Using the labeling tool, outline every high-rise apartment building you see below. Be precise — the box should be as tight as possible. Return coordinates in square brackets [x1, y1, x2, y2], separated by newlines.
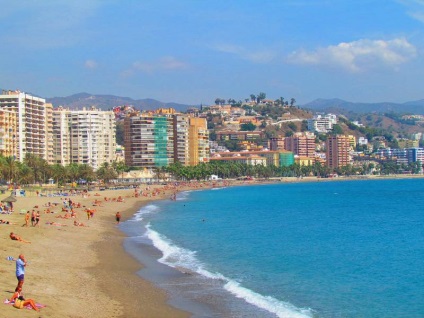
[0, 109, 17, 158]
[284, 132, 316, 158]
[269, 137, 285, 151]
[124, 114, 175, 168]
[0, 90, 51, 162]
[52, 107, 116, 170]
[188, 117, 209, 166]
[173, 115, 190, 166]
[124, 113, 209, 168]
[326, 135, 351, 168]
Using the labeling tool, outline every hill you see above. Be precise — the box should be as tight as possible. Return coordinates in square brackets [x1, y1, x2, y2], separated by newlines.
[302, 98, 424, 115]
[46, 92, 193, 112]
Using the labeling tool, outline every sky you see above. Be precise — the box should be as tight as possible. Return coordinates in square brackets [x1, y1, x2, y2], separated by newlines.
[1, 0, 424, 106]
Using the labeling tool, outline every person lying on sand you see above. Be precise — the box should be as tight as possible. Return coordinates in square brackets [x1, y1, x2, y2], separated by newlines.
[45, 221, 67, 226]
[9, 232, 31, 243]
[73, 220, 88, 227]
[9, 287, 40, 311]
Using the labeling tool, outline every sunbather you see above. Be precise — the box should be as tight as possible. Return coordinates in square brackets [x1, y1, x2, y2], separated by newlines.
[9, 232, 31, 243]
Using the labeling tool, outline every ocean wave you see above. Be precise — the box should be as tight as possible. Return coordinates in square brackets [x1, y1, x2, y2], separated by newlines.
[129, 204, 160, 222]
[145, 225, 312, 318]
[176, 191, 190, 201]
[224, 281, 313, 318]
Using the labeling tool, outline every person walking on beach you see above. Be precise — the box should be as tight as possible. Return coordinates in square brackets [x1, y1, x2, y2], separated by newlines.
[115, 212, 121, 224]
[23, 211, 30, 227]
[15, 254, 27, 292]
[34, 211, 40, 227]
[31, 210, 36, 227]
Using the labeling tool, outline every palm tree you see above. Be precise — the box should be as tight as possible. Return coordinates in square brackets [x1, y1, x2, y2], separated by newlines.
[0, 156, 18, 184]
[50, 164, 67, 186]
[66, 163, 80, 183]
[96, 162, 117, 184]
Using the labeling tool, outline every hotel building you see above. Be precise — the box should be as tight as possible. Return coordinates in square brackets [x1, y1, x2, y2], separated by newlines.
[124, 113, 209, 168]
[284, 132, 316, 158]
[326, 135, 351, 168]
[188, 117, 209, 166]
[0, 90, 52, 162]
[52, 107, 116, 170]
[210, 150, 294, 167]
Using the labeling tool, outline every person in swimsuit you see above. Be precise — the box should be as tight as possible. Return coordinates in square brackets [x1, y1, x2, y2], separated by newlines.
[10, 232, 31, 243]
[115, 212, 121, 224]
[10, 287, 39, 311]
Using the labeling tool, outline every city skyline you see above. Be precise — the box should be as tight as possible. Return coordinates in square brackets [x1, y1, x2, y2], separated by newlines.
[1, 1, 424, 106]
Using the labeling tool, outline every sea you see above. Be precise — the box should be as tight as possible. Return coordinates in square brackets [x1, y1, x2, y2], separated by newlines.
[120, 178, 424, 318]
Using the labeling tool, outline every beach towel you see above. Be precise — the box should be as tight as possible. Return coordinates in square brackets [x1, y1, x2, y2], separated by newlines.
[6, 256, 15, 261]
[4, 299, 46, 310]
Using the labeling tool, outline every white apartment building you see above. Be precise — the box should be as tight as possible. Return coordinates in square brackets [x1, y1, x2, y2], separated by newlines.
[53, 107, 116, 170]
[0, 90, 52, 162]
[307, 114, 337, 133]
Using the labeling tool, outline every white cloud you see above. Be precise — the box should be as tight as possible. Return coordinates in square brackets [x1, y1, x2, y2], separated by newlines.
[397, 0, 424, 23]
[212, 44, 276, 63]
[121, 56, 188, 77]
[84, 60, 98, 69]
[287, 38, 417, 72]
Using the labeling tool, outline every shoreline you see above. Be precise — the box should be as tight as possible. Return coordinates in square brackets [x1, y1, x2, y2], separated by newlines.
[0, 186, 194, 317]
[1, 174, 424, 317]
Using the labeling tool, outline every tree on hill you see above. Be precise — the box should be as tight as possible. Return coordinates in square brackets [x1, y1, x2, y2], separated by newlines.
[332, 124, 343, 135]
[240, 122, 257, 131]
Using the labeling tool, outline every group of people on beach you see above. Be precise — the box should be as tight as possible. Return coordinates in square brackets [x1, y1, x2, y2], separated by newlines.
[6, 254, 41, 311]
[3, 192, 132, 313]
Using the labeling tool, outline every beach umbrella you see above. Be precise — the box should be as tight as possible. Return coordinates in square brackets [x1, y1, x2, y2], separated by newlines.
[1, 195, 17, 211]
[1, 195, 17, 203]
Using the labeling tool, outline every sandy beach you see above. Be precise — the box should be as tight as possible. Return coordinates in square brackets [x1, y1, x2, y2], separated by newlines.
[0, 185, 193, 318]
[1, 174, 422, 317]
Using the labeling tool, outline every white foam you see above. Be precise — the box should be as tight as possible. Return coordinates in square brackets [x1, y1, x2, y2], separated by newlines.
[130, 204, 160, 222]
[224, 280, 313, 318]
[211, 187, 227, 191]
[145, 225, 313, 318]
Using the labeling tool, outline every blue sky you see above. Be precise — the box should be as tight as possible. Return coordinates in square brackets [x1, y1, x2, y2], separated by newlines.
[1, 0, 424, 106]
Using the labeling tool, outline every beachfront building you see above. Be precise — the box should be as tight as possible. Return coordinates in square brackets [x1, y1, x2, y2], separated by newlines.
[52, 107, 116, 170]
[124, 113, 209, 168]
[124, 114, 175, 168]
[295, 155, 315, 166]
[284, 132, 316, 158]
[0, 109, 17, 158]
[326, 135, 351, 168]
[0, 90, 52, 163]
[210, 150, 294, 167]
[188, 117, 209, 166]
[210, 153, 267, 166]
[269, 136, 285, 151]
[376, 148, 424, 165]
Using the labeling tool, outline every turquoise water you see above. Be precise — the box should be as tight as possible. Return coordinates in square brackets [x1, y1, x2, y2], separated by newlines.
[126, 179, 424, 317]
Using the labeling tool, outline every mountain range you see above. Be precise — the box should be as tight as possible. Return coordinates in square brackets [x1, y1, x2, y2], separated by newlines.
[38, 92, 424, 115]
[46, 92, 194, 112]
[302, 98, 424, 115]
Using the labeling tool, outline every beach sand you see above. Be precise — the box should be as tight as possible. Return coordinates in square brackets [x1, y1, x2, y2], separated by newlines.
[0, 187, 190, 318]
